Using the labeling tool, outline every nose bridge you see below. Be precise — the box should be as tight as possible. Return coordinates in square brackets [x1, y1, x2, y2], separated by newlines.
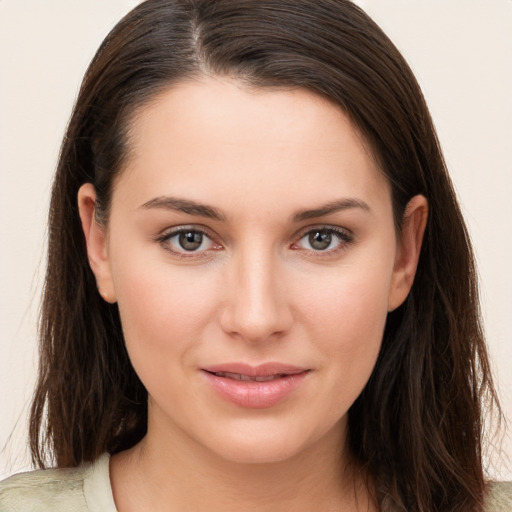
[220, 242, 292, 343]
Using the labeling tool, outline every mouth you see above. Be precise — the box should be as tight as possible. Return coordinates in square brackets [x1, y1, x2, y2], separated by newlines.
[205, 371, 305, 382]
[201, 363, 310, 408]
[202, 362, 309, 379]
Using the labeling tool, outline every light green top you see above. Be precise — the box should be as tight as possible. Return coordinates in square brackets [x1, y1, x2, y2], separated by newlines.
[1, 454, 512, 511]
[0, 453, 116, 512]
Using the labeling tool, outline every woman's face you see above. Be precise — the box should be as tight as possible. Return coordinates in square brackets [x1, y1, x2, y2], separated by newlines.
[80, 78, 424, 464]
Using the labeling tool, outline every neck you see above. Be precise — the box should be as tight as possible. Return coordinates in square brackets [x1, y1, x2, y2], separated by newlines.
[110, 413, 373, 512]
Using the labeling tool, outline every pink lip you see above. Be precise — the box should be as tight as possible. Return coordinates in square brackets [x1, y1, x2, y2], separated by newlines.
[201, 363, 310, 409]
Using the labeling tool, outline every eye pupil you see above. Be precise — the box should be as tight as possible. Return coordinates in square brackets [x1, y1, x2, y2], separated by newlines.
[179, 231, 203, 251]
[309, 230, 332, 250]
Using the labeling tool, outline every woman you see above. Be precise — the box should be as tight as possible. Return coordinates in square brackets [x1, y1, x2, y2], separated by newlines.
[0, 0, 509, 510]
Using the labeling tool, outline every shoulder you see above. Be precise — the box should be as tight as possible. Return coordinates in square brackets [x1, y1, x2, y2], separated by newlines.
[485, 481, 512, 512]
[0, 454, 114, 512]
[0, 465, 88, 512]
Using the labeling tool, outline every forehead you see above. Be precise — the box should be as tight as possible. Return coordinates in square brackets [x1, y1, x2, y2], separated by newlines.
[117, 77, 390, 217]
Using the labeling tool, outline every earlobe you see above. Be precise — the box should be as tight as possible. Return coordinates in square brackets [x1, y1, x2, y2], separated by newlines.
[77, 183, 117, 303]
[388, 195, 428, 311]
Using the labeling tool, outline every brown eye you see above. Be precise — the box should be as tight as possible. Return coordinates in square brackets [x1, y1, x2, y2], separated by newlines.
[179, 231, 204, 251]
[158, 228, 219, 256]
[293, 226, 353, 255]
[308, 230, 332, 251]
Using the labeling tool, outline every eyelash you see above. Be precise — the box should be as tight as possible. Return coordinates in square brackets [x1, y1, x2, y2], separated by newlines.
[155, 225, 354, 259]
[291, 226, 354, 256]
[156, 226, 220, 259]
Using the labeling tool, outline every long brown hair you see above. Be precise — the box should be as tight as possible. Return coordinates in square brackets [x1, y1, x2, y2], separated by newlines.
[30, 1, 500, 510]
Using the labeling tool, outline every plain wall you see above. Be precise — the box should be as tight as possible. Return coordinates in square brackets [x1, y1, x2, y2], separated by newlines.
[1, 0, 511, 479]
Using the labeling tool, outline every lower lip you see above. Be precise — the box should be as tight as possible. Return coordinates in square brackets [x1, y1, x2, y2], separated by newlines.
[202, 371, 310, 409]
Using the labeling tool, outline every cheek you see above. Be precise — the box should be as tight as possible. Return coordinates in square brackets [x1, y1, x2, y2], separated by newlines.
[297, 259, 393, 402]
[110, 250, 221, 373]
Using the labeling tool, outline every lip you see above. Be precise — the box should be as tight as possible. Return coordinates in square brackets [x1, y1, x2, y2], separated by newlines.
[201, 362, 310, 409]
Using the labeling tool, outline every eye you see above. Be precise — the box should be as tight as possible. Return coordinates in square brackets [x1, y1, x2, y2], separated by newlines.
[293, 227, 353, 253]
[176, 231, 206, 251]
[157, 227, 221, 256]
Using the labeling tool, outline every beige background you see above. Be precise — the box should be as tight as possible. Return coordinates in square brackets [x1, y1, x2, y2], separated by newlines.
[1, 0, 511, 479]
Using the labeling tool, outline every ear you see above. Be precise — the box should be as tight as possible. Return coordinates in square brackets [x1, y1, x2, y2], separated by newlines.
[388, 195, 428, 311]
[77, 183, 117, 303]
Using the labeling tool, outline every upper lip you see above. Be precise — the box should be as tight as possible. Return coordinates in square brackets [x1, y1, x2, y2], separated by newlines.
[202, 362, 309, 377]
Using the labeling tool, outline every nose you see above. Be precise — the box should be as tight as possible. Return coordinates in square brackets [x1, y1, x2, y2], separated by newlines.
[219, 246, 294, 344]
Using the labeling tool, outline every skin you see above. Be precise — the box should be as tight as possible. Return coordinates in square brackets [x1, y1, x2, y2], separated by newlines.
[78, 77, 427, 511]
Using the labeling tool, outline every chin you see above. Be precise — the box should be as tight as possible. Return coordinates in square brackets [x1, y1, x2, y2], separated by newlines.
[212, 437, 306, 465]
[199, 418, 340, 466]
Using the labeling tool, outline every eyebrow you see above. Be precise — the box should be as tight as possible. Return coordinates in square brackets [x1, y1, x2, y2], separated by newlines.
[139, 196, 371, 223]
[139, 196, 226, 221]
[292, 198, 371, 222]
